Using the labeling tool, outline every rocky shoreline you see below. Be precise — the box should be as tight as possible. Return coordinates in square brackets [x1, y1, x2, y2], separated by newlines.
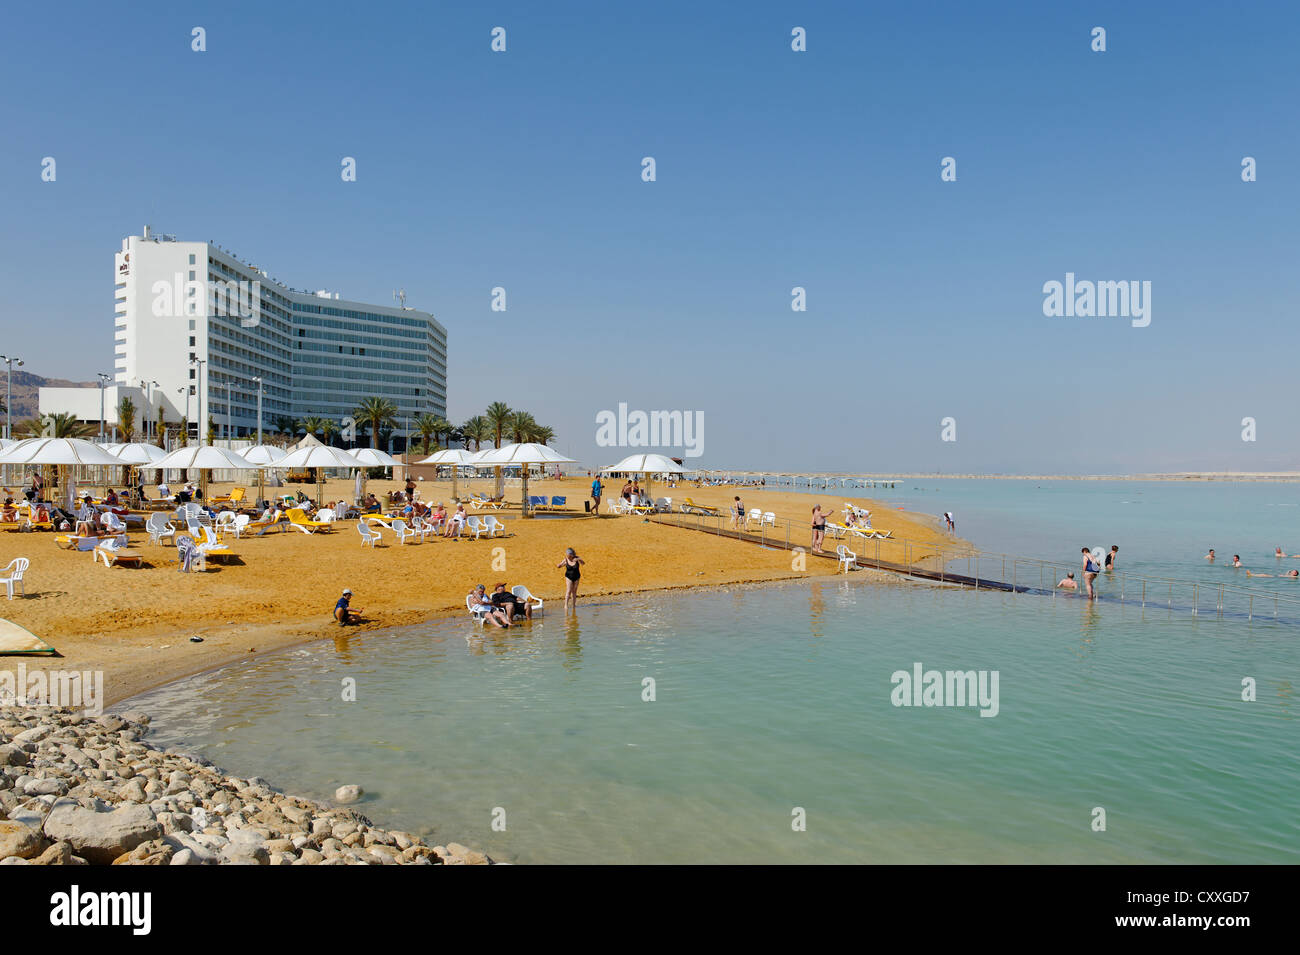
[0, 705, 491, 865]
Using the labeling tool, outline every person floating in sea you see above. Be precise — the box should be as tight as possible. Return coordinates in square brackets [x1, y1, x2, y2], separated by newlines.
[1057, 572, 1078, 590]
[1081, 547, 1100, 599]
[1276, 547, 1286, 558]
[1205, 549, 1216, 561]
[1104, 545, 1118, 571]
[1232, 554, 1242, 568]
[334, 588, 365, 626]
[1247, 569, 1300, 578]
[557, 547, 585, 610]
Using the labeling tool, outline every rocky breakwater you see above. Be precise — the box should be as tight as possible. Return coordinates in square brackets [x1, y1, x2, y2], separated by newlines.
[0, 706, 492, 865]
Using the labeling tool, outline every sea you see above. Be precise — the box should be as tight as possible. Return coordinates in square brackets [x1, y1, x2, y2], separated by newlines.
[123, 479, 1300, 863]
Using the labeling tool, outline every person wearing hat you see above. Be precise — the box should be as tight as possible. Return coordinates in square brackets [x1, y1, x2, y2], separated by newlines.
[334, 588, 364, 625]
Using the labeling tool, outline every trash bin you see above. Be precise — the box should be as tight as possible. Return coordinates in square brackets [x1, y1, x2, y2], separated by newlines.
[583, 500, 590, 513]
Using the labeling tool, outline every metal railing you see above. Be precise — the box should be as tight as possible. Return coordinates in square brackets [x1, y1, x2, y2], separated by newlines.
[646, 508, 1300, 624]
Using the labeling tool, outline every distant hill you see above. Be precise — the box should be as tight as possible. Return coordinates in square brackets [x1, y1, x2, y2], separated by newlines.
[2, 369, 95, 421]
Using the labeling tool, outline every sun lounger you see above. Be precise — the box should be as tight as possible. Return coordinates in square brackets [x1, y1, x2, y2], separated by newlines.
[679, 498, 719, 515]
[94, 539, 144, 568]
[287, 508, 333, 534]
[210, 487, 246, 506]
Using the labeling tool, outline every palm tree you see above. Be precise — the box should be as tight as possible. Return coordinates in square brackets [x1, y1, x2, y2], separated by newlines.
[116, 397, 137, 444]
[15, 413, 93, 439]
[532, 425, 556, 446]
[445, 424, 464, 449]
[274, 415, 295, 440]
[509, 410, 537, 444]
[206, 415, 216, 446]
[298, 416, 328, 440]
[414, 413, 439, 454]
[320, 419, 341, 446]
[353, 397, 397, 450]
[431, 416, 453, 449]
[485, 402, 512, 448]
[462, 416, 490, 451]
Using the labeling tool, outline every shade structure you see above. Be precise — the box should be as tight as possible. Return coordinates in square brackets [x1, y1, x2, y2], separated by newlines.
[600, 453, 684, 506]
[152, 444, 259, 502]
[0, 438, 125, 510]
[475, 443, 576, 517]
[277, 445, 362, 505]
[0, 438, 121, 467]
[241, 445, 288, 507]
[417, 448, 476, 500]
[347, 447, 400, 505]
[106, 442, 170, 465]
[290, 432, 325, 451]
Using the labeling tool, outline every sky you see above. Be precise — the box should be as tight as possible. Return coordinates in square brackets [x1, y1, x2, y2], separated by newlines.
[1, 1, 1297, 473]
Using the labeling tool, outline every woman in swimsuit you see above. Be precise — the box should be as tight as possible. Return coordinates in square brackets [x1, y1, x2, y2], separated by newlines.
[811, 505, 832, 554]
[557, 547, 585, 610]
[1081, 547, 1100, 599]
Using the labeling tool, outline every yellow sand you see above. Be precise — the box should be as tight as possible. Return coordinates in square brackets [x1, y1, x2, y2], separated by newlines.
[0, 477, 958, 705]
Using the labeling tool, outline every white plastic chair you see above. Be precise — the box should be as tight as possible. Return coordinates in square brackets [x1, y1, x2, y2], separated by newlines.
[466, 593, 492, 624]
[229, 514, 251, 538]
[391, 519, 418, 544]
[358, 522, 381, 548]
[747, 508, 763, 527]
[146, 513, 175, 546]
[483, 515, 506, 537]
[761, 511, 777, 528]
[1, 558, 28, 599]
[465, 515, 487, 540]
[101, 511, 127, 534]
[511, 584, 543, 616]
[836, 544, 857, 574]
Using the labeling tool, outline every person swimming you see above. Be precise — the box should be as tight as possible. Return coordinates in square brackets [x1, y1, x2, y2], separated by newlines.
[1205, 549, 1216, 561]
[1246, 569, 1300, 578]
[1057, 572, 1078, 590]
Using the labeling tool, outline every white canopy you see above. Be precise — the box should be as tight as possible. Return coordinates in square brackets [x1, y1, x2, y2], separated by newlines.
[106, 442, 170, 465]
[0, 438, 16, 450]
[347, 447, 400, 468]
[241, 444, 288, 466]
[475, 443, 576, 466]
[290, 432, 325, 451]
[417, 448, 475, 466]
[601, 453, 684, 475]
[0, 437, 122, 466]
[152, 445, 258, 471]
[277, 445, 363, 470]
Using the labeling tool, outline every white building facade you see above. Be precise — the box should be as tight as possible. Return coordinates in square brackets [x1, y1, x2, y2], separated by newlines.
[42, 228, 448, 444]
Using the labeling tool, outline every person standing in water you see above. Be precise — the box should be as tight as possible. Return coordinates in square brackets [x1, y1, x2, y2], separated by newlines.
[1104, 545, 1118, 571]
[1081, 547, 1101, 599]
[557, 547, 585, 611]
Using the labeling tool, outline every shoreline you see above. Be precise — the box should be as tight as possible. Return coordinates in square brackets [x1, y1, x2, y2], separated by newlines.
[720, 472, 1300, 483]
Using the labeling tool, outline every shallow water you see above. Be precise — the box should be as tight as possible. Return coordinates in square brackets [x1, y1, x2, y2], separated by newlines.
[128, 576, 1300, 864]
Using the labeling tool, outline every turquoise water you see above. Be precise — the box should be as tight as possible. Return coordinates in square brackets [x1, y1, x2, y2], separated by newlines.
[127, 576, 1300, 864]
[808, 479, 1300, 586]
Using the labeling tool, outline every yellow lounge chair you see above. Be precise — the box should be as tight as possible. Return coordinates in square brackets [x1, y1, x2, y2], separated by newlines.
[211, 486, 246, 506]
[679, 498, 719, 515]
[287, 508, 333, 534]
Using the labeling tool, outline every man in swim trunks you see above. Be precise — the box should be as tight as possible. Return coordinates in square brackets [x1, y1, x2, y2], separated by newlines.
[1057, 572, 1078, 590]
[334, 588, 364, 625]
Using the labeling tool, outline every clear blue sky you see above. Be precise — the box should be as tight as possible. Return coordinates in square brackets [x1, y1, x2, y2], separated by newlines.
[1, 1, 1296, 473]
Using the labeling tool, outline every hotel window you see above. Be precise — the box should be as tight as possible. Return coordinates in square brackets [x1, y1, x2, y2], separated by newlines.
[189, 369, 195, 379]
[189, 254, 196, 265]
[189, 336, 196, 346]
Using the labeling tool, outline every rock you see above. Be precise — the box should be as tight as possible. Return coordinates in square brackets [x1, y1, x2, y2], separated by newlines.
[334, 785, 363, 804]
[219, 843, 268, 865]
[298, 848, 324, 864]
[0, 745, 28, 767]
[0, 820, 46, 860]
[112, 839, 174, 865]
[23, 778, 66, 796]
[119, 780, 148, 803]
[30, 841, 72, 865]
[43, 801, 162, 865]
[169, 848, 195, 866]
[96, 715, 126, 733]
[12, 726, 50, 746]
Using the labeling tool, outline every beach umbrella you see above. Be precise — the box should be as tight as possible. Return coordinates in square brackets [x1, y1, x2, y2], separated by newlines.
[601, 452, 684, 503]
[475, 443, 576, 518]
[0, 438, 124, 510]
[153, 444, 258, 503]
[105, 441, 171, 499]
[242, 444, 287, 508]
[276, 445, 362, 507]
[417, 448, 475, 501]
[347, 447, 400, 505]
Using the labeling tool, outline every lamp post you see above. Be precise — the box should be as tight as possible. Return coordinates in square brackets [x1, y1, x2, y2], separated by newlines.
[190, 358, 206, 445]
[96, 373, 111, 443]
[252, 376, 263, 445]
[0, 354, 23, 440]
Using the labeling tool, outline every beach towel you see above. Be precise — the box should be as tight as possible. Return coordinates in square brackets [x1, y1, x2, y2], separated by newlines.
[176, 535, 199, 573]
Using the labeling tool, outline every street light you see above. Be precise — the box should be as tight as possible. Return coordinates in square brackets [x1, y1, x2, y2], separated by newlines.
[189, 358, 206, 445]
[97, 373, 112, 443]
[0, 355, 23, 440]
[252, 376, 263, 445]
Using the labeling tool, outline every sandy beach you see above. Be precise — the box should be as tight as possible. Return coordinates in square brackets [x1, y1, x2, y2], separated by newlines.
[0, 478, 957, 705]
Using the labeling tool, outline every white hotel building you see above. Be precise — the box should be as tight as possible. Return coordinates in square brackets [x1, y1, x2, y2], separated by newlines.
[41, 228, 448, 443]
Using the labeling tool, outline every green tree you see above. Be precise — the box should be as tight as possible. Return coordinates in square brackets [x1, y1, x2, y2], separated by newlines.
[116, 397, 137, 443]
[320, 419, 341, 446]
[414, 413, 439, 454]
[462, 416, 490, 451]
[532, 425, 555, 446]
[509, 410, 537, 444]
[353, 397, 398, 450]
[298, 416, 328, 440]
[485, 402, 512, 448]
